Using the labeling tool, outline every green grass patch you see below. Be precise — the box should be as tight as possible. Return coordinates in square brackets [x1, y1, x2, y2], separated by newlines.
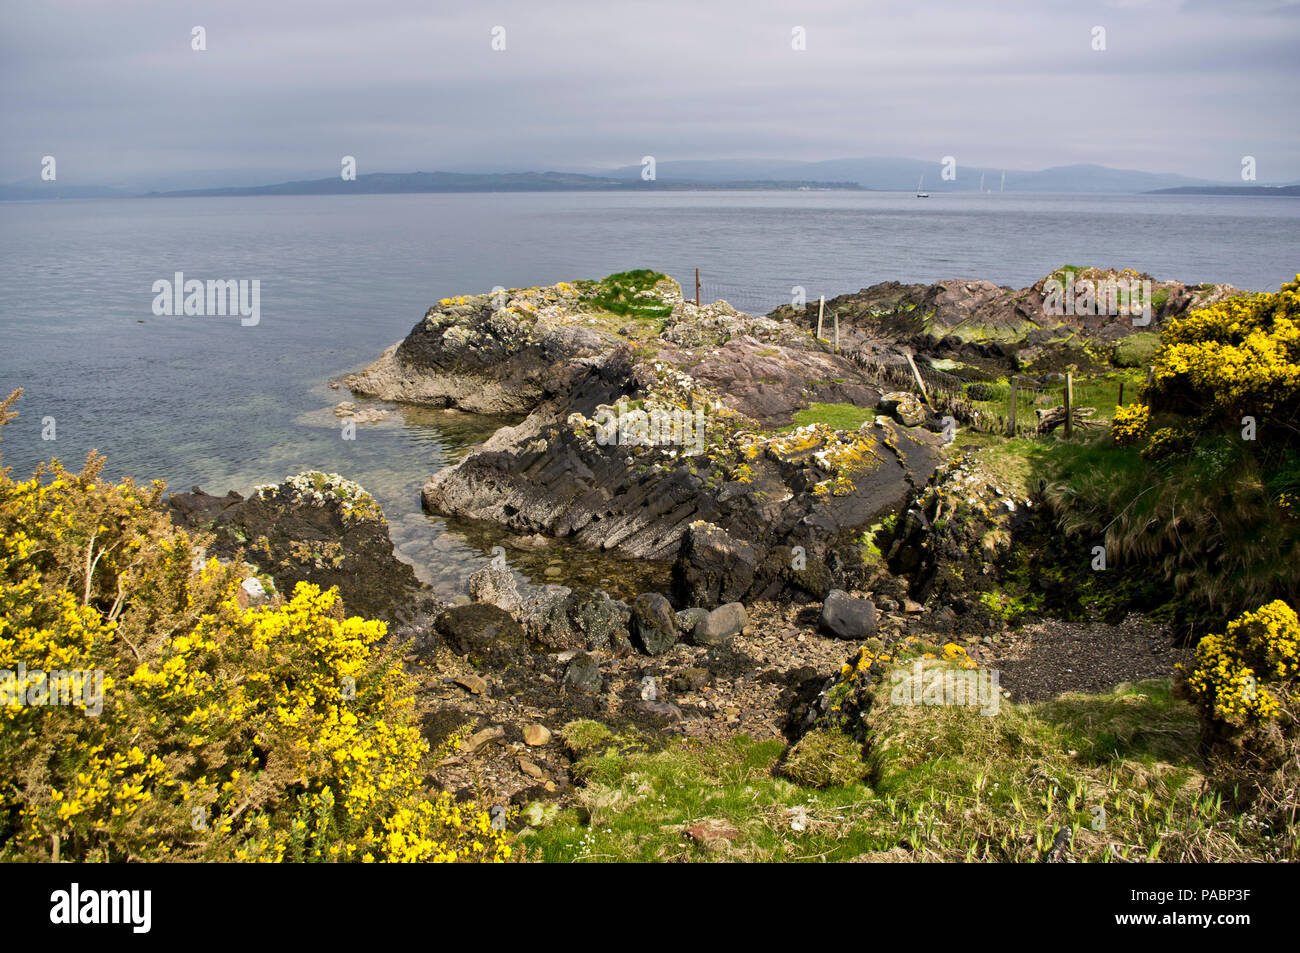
[521, 678, 1280, 862]
[784, 402, 874, 432]
[949, 433, 1041, 497]
[582, 269, 674, 319]
[1111, 332, 1161, 368]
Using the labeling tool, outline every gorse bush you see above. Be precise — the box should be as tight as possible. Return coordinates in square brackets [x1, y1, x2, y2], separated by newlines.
[1181, 600, 1300, 826]
[1185, 600, 1299, 726]
[1151, 275, 1300, 428]
[1109, 402, 1149, 447]
[1109, 275, 1300, 459]
[0, 390, 508, 862]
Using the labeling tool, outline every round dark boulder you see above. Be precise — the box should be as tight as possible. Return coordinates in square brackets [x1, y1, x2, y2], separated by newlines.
[819, 589, 878, 640]
[630, 592, 678, 655]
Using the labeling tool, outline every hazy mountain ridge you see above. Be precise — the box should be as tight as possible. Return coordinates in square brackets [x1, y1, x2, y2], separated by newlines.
[5, 159, 1298, 200]
[600, 158, 1251, 192]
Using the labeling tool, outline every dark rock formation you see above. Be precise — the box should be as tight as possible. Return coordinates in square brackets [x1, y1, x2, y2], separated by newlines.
[819, 589, 878, 640]
[433, 603, 528, 668]
[342, 285, 623, 414]
[629, 593, 679, 655]
[773, 268, 1245, 376]
[519, 585, 632, 654]
[340, 277, 948, 606]
[169, 472, 422, 623]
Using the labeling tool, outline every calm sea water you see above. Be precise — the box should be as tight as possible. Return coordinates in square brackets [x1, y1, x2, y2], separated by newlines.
[2, 191, 1297, 595]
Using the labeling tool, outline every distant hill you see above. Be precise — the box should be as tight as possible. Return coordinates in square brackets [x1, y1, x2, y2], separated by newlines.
[143, 171, 862, 198]
[1145, 184, 1300, 196]
[5, 159, 1282, 201]
[601, 158, 1229, 193]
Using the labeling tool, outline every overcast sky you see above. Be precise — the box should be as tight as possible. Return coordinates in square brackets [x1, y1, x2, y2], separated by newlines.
[2, 0, 1298, 188]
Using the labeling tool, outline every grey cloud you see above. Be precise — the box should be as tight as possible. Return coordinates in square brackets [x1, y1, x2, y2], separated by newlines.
[0, 0, 1296, 187]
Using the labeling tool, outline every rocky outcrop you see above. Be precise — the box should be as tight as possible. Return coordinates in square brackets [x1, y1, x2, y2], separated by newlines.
[341, 282, 625, 414]
[341, 273, 946, 606]
[772, 267, 1245, 375]
[880, 454, 1032, 640]
[169, 471, 424, 622]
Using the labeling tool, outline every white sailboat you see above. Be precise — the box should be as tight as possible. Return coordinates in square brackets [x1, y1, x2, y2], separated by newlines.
[916, 174, 929, 198]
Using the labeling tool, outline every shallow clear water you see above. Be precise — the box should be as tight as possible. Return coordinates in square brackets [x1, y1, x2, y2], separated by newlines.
[1, 190, 1296, 597]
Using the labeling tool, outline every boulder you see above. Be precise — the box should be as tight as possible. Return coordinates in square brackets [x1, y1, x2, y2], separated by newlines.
[563, 652, 603, 693]
[819, 589, 878, 640]
[878, 392, 927, 427]
[675, 607, 710, 633]
[671, 523, 757, 609]
[629, 593, 678, 655]
[690, 602, 748, 645]
[565, 589, 633, 654]
[434, 604, 528, 667]
[523, 724, 552, 746]
[521, 586, 632, 653]
[467, 565, 523, 614]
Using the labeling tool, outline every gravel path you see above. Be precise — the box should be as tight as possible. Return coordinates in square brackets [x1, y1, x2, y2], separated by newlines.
[984, 613, 1191, 702]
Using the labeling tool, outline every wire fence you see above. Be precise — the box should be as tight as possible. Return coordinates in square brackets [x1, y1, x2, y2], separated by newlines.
[693, 275, 858, 319]
[846, 350, 1133, 438]
[690, 269, 1134, 439]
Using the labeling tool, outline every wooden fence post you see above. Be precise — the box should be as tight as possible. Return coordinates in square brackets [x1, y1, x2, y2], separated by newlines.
[695, 268, 700, 307]
[816, 295, 824, 340]
[905, 352, 932, 407]
[833, 309, 839, 354]
[1064, 372, 1074, 438]
[1117, 381, 1124, 408]
[1007, 378, 1018, 436]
